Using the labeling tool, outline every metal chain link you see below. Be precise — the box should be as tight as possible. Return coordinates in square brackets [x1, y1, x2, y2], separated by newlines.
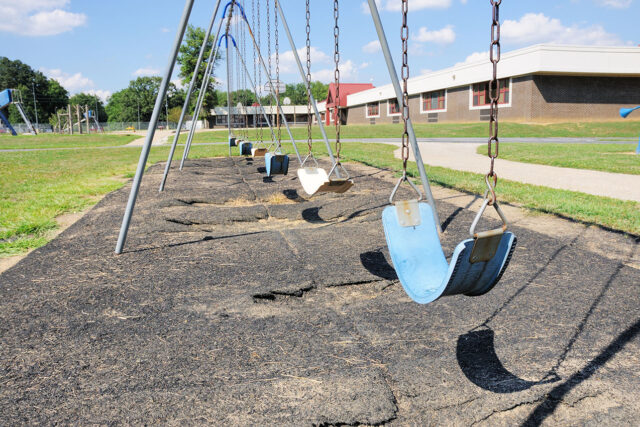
[488, 0, 501, 179]
[334, 0, 341, 163]
[401, 0, 410, 176]
[306, 0, 312, 155]
[267, 0, 273, 143]
[257, 0, 263, 142]
[275, 0, 281, 147]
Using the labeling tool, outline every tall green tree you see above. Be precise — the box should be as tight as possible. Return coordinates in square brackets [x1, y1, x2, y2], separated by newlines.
[0, 57, 68, 125]
[177, 25, 221, 118]
[69, 93, 108, 122]
[105, 77, 184, 123]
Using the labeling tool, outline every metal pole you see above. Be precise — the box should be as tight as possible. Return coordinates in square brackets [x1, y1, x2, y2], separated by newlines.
[276, 1, 339, 173]
[226, 35, 233, 157]
[31, 82, 38, 130]
[234, 44, 277, 141]
[180, 14, 230, 169]
[237, 9, 301, 162]
[367, 0, 441, 233]
[115, 0, 195, 254]
[158, 0, 220, 192]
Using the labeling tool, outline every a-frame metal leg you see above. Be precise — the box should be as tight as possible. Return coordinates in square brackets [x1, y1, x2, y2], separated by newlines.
[115, 0, 195, 254]
[159, 0, 222, 192]
[367, 0, 442, 234]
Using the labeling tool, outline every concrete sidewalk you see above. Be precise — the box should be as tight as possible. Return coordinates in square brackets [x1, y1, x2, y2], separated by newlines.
[392, 142, 640, 203]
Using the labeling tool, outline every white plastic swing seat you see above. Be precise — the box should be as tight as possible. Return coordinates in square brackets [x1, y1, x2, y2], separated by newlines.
[297, 167, 329, 195]
[297, 167, 354, 196]
[382, 202, 516, 304]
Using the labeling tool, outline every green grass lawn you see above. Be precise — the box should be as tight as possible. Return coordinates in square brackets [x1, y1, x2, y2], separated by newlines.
[1, 135, 638, 257]
[184, 121, 640, 142]
[478, 143, 640, 175]
[0, 133, 139, 150]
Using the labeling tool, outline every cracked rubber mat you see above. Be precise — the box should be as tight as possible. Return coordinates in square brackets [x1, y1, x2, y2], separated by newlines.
[1, 157, 639, 425]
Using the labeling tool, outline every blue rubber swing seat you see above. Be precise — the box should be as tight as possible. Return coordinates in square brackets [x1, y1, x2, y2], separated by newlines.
[239, 140, 253, 156]
[382, 202, 516, 304]
[264, 152, 289, 176]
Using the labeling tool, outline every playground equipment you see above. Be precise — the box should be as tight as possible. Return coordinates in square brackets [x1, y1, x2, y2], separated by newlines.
[620, 106, 640, 154]
[377, 0, 516, 304]
[295, 0, 353, 195]
[0, 89, 37, 135]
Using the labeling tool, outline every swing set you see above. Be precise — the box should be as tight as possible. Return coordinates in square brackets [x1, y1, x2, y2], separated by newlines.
[115, 0, 516, 308]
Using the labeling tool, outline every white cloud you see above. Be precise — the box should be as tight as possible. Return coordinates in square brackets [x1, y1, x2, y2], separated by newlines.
[362, 40, 381, 53]
[0, 0, 87, 36]
[420, 69, 433, 75]
[41, 67, 94, 91]
[133, 68, 161, 77]
[595, 0, 632, 8]
[270, 47, 331, 74]
[360, 62, 370, 69]
[455, 51, 489, 66]
[86, 89, 112, 103]
[502, 13, 624, 46]
[312, 60, 358, 83]
[414, 25, 456, 44]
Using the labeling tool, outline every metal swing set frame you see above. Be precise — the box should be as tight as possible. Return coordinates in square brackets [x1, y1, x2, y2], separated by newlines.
[116, 1, 516, 307]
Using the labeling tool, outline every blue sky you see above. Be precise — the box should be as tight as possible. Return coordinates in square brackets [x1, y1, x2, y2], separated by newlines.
[1, 0, 638, 102]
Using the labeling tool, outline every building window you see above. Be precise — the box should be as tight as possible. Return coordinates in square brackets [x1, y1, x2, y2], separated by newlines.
[388, 99, 401, 116]
[471, 78, 510, 107]
[366, 102, 380, 118]
[421, 90, 446, 113]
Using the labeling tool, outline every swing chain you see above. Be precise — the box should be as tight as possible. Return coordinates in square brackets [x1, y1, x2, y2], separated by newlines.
[256, 0, 263, 143]
[488, 0, 501, 181]
[400, 0, 410, 177]
[275, 0, 281, 147]
[306, 0, 312, 155]
[334, 0, 341, 163]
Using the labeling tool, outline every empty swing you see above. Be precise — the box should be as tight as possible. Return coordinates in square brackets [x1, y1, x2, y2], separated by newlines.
[297, 0, 353, 196]
[380, 0, 516, 305]
[264, 0, 289, 176]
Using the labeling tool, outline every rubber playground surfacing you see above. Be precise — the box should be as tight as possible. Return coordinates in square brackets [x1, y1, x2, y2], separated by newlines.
[1, 157, 639, 425]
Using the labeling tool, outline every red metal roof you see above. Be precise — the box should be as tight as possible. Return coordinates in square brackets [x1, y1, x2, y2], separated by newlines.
[325, 83, 375, 107]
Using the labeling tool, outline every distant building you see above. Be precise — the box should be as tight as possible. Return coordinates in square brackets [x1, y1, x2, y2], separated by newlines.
[329, 44, 640, 124]
[209, 44, 640, 128]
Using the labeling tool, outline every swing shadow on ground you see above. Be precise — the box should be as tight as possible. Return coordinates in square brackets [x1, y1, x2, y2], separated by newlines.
[457, 232, 635, 424]
[360, 249, 398, 281]
[454, 231, 585, 394]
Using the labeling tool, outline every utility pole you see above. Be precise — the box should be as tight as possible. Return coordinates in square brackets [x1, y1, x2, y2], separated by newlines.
[76, 105, 82, 134]
[31, 82, 39, 130]
[137, 99, 141, 131]
[68, 105, 73, 135]
[165, 95, 169, 130]
[85, 105, 90, 134]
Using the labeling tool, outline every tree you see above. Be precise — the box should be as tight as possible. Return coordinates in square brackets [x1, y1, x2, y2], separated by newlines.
[219, 89, 256, 107]
[310, 81, 329, 102]
[177, 25, 221, 118]
[0, 57, 68, 124]
[69, 93, 108, 122]
[105, 76, 184, 123]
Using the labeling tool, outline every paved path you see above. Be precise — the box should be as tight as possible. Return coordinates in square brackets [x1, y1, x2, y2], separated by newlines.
[1, 157, 638, 424]
[390, 142, 640, 203]
[126, 129, 173, 146]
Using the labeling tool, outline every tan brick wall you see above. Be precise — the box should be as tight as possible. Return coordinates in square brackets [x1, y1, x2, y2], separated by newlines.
[344, 75, 640, 124]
